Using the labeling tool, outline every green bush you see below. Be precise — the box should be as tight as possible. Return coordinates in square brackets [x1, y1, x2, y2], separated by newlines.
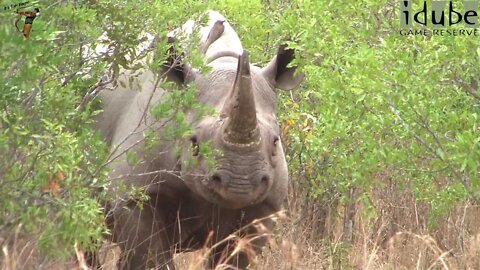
[1, 0, 478, 261]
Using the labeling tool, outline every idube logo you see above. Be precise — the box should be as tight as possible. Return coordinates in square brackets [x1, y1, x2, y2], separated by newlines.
[399, 0, 480, 36]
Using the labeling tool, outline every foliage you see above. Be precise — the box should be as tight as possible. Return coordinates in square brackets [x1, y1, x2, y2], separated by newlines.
[0, 0, 206, 259]
[206, 0, 479, 226]
[0, 0, 479, 264]
[266, 0, 480, 225]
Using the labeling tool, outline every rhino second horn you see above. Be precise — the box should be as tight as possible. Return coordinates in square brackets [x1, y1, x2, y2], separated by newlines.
[223, 50, 259, 145]
[201, 20, 225, 54]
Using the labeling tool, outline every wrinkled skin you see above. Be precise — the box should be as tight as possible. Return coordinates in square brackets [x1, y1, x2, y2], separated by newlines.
[94, 11, 303, 270]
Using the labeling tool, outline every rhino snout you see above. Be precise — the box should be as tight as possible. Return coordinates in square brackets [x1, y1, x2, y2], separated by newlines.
[208, 170, 271, 206]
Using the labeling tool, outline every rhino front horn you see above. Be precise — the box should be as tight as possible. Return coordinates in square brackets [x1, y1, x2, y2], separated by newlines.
[223, 50, 259, 145]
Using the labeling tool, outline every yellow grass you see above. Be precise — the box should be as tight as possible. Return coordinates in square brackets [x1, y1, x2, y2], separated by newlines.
[3, 178, 480, 269]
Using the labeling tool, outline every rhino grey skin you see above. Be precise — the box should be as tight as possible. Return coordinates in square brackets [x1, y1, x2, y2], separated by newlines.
[95, 21, 303, 269]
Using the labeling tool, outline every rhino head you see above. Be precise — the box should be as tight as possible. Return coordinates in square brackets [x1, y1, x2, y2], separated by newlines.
[169, 43, 303, 209]
[159, 11, 303, 209]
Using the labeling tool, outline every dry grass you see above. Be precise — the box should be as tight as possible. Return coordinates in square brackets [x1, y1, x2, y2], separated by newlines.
[3, 176, 480, 270]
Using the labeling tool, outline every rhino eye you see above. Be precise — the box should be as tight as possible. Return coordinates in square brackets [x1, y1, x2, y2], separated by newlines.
[273, 136, 280, 146]
[190, 135, 199, 156]
[272, 136, 279, 156]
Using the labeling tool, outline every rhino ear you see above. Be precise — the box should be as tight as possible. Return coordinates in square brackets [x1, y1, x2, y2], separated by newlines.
[162, 37, 196, 85]
[262, 44, 304, 90]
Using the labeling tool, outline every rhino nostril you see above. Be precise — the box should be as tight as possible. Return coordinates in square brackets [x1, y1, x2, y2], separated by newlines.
[261, 175, 269, 184]
[211, 173, 222, 184]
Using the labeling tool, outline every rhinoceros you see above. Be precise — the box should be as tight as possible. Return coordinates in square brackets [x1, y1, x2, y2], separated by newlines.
[93, 11, 303, 269]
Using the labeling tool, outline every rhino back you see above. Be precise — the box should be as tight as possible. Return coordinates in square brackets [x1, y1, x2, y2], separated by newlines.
[96, 69, 185, 199]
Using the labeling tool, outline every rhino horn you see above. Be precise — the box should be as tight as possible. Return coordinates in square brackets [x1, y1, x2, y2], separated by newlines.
[223, 50, 259, 144]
